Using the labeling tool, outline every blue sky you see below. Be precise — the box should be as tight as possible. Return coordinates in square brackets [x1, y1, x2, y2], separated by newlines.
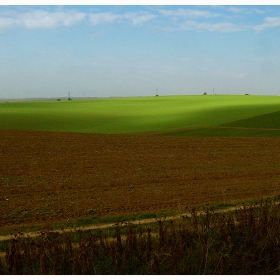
[1, 4, 280, 99]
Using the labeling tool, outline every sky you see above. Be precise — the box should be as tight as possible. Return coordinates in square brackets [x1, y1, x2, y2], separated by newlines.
[1, 3, 280, 99]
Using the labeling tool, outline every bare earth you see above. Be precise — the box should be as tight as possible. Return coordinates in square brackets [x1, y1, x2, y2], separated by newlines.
[1, 129, 280, 233]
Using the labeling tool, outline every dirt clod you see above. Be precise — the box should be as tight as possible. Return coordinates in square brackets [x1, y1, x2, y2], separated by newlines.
[1, 129, 280, 232]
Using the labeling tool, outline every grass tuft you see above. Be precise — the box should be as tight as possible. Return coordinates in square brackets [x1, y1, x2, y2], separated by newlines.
[2, 199, 280, 274]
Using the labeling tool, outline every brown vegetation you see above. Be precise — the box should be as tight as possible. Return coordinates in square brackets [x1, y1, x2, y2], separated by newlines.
[1, 199, 280, 274]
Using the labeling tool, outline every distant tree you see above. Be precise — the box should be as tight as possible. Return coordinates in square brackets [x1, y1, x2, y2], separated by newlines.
[203, 92, 207, 95]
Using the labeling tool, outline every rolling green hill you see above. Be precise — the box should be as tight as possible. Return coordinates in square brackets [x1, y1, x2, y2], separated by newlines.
[1, 95, 280, 136]
[165, 102, 280, 137]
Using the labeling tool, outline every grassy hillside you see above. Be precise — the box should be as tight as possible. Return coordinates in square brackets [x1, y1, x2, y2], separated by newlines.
[1, 95, 280, 135]
[165, 101, 280, 137]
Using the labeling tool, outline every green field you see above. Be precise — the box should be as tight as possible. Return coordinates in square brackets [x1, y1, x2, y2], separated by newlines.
[1, 95, 280, 136]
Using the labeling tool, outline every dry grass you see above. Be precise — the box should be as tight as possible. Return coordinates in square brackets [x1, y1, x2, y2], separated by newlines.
[1, 198, 280, 274]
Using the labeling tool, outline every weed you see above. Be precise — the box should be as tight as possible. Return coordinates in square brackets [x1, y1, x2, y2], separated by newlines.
[76, 217, 98, 227]
[85, 209, 96, 214]
[21, 211, 30, 217]
[210, 203, 235, 210]
[2, 199, 280, 274]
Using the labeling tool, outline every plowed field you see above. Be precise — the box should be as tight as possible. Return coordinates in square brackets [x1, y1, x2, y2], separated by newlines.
[1, 129, 280, 232]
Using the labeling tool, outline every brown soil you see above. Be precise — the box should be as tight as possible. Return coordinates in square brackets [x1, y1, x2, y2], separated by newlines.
[1, 129, 280, 233]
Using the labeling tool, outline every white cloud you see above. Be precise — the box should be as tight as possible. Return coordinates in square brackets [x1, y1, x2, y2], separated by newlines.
[160, 8, 219, 19]
[0, 6, 278, 34]
[89, 12, 121, 25]
[19, 10, 86, 29]
[158, 7, 247, 33]
[225, 7, 246, 14]
[218, 6, 266, 15]
[0, 8, 156, 31]
[254, 16, 280, 32]
[0, 9, 86, 31]
[123, 12, 157, 25]
[0, 17, 18, 32]
[180, 20, 245, 33]
[89, 11, 156, 26]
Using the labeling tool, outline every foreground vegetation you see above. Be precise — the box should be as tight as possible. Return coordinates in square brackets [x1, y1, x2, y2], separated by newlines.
[1, 95, 280, 136]
[1, 198, 280, 274]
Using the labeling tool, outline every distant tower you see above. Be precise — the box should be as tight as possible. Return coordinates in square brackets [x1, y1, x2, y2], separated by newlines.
[155, 88, 159, 97]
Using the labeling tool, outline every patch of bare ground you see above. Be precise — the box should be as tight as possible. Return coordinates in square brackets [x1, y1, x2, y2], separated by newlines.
[1, 129, 280, 234]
